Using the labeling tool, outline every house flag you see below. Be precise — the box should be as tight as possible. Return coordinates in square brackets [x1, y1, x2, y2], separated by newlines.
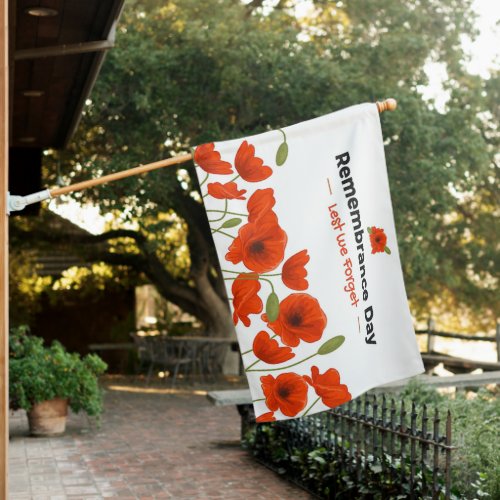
[193, 103, 424, 422]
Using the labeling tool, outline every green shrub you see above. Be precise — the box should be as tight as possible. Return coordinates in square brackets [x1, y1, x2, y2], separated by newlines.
[401, 381, 499, 498]
[9, 326, 108, 418]
[246, 383, 499, 498]
[440, 391, 497, 498]
[247, 421, 442, 498]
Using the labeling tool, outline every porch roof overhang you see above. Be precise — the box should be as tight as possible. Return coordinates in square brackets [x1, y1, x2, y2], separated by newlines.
[10, 0, 125, 150]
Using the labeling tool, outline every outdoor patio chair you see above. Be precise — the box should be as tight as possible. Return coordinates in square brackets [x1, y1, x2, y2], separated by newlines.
[200, 342, 228, 381]
[130, 332, 154, 374]
[131, 333, 192, 386]
[160, 337, 193, 386]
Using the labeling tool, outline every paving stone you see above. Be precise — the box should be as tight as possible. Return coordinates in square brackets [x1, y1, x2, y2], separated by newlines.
[9, 377, 311, 499]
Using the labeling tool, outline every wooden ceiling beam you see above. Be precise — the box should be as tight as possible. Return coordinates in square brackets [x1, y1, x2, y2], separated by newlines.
[14, 39, 114, 60]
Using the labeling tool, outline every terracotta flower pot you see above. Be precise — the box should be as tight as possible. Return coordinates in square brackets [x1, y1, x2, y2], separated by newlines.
[27, 397, 68, 436]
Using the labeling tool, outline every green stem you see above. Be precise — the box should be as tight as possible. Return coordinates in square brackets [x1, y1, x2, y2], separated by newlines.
[212, 229, 235, 239]
[259, 277, 275, 294]
[200, 172, 209, 187]
[278, 129, 287, 142]
[229, 173, 241, 183]
[252, 398, 265, 403]
[207, 209, 248, 217]
[208, 200, 228, 223]
[246, 353, 318, 372]
[302, 396, 320, 417]
[222, 269, 280, 279]
[222, 273, 275, 294]
[246, 359, 261, 371]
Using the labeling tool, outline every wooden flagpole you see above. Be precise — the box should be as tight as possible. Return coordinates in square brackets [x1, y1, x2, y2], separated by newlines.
[49, 99, 397, 199]
[50, 153, 193, 197]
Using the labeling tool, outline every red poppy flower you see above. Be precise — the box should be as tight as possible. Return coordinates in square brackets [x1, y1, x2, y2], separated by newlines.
[207, 182, 247, 200]
[256, 411, 276, 423]
[226, 218, 287, 273]
[194, 143, 233, 175]
[235, 140, 272, 182]
[304, 366, 351, 408]
[260, 372, 308, 417]
[232, 274, 263, 327]
[247, 188, 276, 223]
[282, 250, 310, 291]
[369, 226, 387, 254]
[252, 331, 295, 364]
[262, 293, 327, 347]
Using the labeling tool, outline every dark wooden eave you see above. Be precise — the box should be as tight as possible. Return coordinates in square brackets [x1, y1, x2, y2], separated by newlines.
[10, 0, 125, 150]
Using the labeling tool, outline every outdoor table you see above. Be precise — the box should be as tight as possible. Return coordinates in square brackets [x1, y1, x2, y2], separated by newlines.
[165, 336, 237, 379]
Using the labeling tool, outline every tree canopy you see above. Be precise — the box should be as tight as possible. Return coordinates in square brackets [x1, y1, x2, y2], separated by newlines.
[40, 0, 498, 333]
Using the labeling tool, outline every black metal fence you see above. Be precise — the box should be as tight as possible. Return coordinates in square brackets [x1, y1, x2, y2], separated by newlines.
[246, 394, 453, 499]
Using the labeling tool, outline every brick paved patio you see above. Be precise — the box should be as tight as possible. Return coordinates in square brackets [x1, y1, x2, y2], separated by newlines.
[9, 378, 311, 499]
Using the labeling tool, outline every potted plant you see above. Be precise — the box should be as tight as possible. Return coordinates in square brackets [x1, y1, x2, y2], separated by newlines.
[9, 326, 107, 436]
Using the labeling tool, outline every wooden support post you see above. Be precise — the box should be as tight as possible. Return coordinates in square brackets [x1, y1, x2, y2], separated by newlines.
[426, 317, 435, 354]
[496, 322, 500, 363]
[0, 0, 9, 496]
[426, 318, 436, 375]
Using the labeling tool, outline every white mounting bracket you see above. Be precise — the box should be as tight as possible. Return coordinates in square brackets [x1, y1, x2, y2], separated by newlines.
[7, 189, 52, 215]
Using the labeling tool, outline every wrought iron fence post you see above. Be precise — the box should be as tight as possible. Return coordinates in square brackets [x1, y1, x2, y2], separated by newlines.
[363, 397, 370, 473]
[380, 395, 387, 474]
[400, 401, 407, 489]
[389, 398, 397, 484]
[355, 398, 362, 480]
[445, 410, 452, 500]
[248, 392, 454, 498]
[421, 404, 429, 497]
[432, 407, 441, 499]
[409, 401, 417, 499]
[372, 395, 379, 467]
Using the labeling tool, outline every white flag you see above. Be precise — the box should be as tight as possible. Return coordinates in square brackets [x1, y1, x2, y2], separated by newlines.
[194, 103, 424, 422]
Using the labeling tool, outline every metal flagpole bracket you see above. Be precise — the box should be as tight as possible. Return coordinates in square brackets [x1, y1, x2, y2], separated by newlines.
[7, 189, 52, 215]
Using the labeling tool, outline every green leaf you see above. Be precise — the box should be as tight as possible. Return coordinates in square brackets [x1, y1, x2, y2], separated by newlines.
[266, 292, 279, 322]
[384, 246, 391, 254]
[367, 227, 373, 234]
[317, 336, 345, 355]
[276, 142, 288, 166]
[221, 218, 242, 229]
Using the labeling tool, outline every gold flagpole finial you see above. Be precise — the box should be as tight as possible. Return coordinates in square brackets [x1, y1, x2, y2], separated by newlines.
[376, 98, 397, 113]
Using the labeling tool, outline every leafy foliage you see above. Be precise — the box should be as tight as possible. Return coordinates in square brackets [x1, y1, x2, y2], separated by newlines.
[43, 0, 498, 329]
[9, 326, 108, 417]
[401, 382, 499, 498]
[246, 421, 446, 498]
[245, 384, 499, 498]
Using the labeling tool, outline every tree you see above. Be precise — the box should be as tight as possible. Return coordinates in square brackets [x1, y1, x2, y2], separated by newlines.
[39, 0, 498, 334]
